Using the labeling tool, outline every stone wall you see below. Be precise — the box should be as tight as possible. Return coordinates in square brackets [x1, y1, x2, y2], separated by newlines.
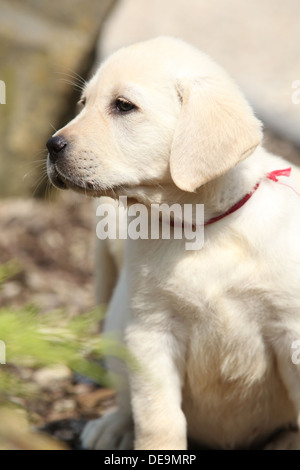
[0, 0, 116, 197]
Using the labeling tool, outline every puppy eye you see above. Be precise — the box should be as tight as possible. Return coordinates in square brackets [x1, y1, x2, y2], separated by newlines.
[78, 97, 86, 107]
[115, 97, 136, 113]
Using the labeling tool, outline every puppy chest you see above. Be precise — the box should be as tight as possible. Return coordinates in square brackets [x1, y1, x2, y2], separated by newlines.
[134, 252, 270, 382]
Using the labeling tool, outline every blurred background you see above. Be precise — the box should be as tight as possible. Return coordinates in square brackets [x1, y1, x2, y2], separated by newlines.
[0, 0, 299, 449]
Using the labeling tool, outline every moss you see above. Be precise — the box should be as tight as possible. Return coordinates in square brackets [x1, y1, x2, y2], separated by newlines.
[0, 261, 134, 405]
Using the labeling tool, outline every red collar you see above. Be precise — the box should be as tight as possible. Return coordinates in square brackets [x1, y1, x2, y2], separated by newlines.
[168, 167, 292, 229]
[205, 167, 292, 226]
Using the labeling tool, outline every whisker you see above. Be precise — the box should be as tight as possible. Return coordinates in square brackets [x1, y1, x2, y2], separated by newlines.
[21, 148, 47, 166]
[54, 68, 87, 86]
[56, 78, 85, 93]
[111, 186, 117, 199]
[22, 159, 47, 170]
[31, 170, 49, 198]
[21, 153, 48, 180]
[23, 165, 46, 181]
[48, 122, 58, 133]
[45, 179, 55, 203]
[155, 182, 166, 193]
[118, 185, 126, 196]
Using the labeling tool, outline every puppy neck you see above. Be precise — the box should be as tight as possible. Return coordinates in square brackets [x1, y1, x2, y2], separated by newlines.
[120, 148, 265, 224]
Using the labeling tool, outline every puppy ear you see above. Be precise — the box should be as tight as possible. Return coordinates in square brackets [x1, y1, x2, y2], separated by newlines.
[170, 77, 262, 192]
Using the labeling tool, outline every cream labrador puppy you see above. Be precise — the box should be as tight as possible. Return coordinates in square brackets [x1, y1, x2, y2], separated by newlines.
[46, 37, 300, 450]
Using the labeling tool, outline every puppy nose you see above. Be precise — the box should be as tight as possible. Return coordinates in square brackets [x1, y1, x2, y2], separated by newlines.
[46, 135, 68, 163]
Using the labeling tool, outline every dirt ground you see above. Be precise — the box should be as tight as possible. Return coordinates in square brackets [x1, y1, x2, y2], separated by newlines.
[0, 190, 116, 449]
[0, 129, 299, 449]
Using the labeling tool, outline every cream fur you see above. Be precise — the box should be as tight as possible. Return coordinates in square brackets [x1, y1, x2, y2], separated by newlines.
[47, 37, 300, 450]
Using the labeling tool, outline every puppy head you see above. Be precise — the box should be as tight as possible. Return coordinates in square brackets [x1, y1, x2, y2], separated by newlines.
[47, 36, 262, 197]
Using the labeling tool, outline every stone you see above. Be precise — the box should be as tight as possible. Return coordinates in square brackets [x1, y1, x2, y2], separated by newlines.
[0, 0, 116, 197]
[33, 364, 72, 389]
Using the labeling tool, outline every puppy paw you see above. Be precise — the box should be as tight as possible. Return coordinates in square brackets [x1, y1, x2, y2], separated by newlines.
[80, 411, 134, 450]
[264, 430, 300, 450]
